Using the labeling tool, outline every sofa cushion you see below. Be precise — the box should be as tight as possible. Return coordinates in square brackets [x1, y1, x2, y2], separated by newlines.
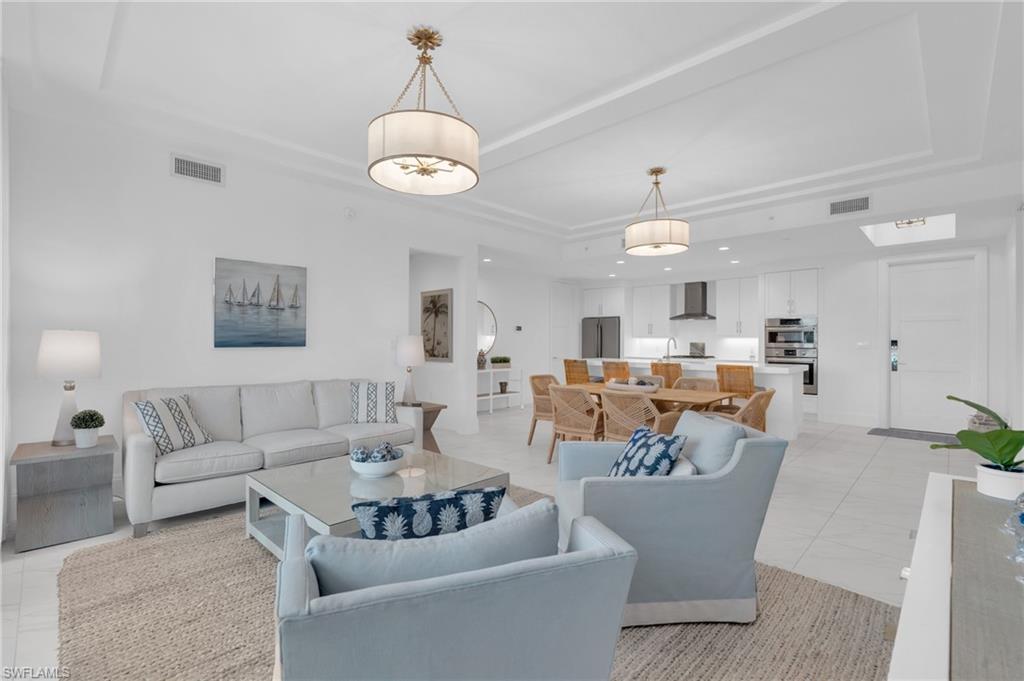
[671, 410, 746, 475]
[313, 380, 352, 428]
[240, 381, 317, 439]
[143, 386, 241, 442]
[669, 456, 698, 476]
[324, 422, 414, 450]
[607, 427, 684, 477]
[245, 428, 348, 469]
[306, 498, 558, 595]
[133, 395, 215, 457]
[351, 487, 506, 541]
[154, 441, 263, 484]
[350, 381, 398, 424]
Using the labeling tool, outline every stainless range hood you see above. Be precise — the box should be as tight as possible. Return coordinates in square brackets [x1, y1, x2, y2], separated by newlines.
[670, 282, 716, 320]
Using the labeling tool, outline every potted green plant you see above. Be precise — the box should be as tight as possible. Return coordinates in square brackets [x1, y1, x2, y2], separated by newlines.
[70, 409, 105, 448]
[490, 355, 511, 368]
[930, 395, 1024, 500]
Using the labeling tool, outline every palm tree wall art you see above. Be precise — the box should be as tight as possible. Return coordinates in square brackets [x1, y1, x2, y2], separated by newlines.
[420, 288, 453, 362]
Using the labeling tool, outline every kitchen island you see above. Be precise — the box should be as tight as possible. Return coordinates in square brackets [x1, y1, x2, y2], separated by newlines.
[585, 358, 804, 440]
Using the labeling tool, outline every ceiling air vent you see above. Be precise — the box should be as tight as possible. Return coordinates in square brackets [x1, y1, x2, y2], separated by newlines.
[171, 155, 224, 186]
[829, 195, 869, 216]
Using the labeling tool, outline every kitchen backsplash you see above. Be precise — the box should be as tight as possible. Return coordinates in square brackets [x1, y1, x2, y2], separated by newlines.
[626, 319, 759, 360]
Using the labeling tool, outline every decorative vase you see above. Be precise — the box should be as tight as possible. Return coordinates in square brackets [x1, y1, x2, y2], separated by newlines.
[499, 381, 508, 394]
[477, 351, 486, 370]
[73, 428, 99, 448]
[975, 463, 1024, 500]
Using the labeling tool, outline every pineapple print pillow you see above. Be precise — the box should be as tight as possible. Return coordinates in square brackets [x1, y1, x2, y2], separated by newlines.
[352, 487, 507, 541]
[608, 427, 685, 477]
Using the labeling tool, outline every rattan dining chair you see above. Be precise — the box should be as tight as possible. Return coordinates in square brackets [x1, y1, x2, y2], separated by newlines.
[601, 389, 681, 441]
[602, 361, 631, 383]
[527, 374, 558, 445]
[563, 359, 593, 385]
[548, 385, 604, 463]
[669, 376, 720, 412]
[712, 388, 775, 432]
[650, 361, 683, 387]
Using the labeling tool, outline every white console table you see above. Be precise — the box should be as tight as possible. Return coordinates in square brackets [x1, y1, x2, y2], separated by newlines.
[889, 473, 1023, 680]
[476, 367, 524, 414]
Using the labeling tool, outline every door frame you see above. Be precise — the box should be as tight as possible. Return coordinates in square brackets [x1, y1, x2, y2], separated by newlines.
[875, 247, 988, 428]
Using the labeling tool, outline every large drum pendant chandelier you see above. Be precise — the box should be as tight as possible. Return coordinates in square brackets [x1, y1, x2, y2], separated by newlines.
[368, 26, 479, 196]
[624, 167, 690, 256]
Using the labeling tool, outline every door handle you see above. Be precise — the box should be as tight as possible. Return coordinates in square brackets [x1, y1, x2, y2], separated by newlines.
[890, 339, 899, 371]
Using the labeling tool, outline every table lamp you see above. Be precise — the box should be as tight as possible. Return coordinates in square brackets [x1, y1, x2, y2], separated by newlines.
[396, 335, 425, 405]
[37, 330, 102, 446]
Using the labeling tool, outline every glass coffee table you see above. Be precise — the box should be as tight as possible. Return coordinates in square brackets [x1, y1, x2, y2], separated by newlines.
[245, 446, 508, 558]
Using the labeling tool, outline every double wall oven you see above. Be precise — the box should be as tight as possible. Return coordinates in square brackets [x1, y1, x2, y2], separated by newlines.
[765, 317, 817, 395]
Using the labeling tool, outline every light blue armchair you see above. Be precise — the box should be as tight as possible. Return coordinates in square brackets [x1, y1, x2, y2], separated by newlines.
[276, 503, 638, 681]
[556, 413, 787, 626]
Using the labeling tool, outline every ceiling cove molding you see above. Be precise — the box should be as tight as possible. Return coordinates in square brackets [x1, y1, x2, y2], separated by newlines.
[478, 1, 842, 157]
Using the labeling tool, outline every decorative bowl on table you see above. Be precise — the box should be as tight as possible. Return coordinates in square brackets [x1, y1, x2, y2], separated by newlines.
[349, 442, 405, 478]
[605, 379, 658, 393]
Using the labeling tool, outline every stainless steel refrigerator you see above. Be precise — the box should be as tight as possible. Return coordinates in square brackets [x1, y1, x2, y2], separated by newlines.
[581, 317, 621, 358]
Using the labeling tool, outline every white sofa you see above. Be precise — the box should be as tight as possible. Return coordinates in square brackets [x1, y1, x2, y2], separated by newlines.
[123, 379, 423, 537]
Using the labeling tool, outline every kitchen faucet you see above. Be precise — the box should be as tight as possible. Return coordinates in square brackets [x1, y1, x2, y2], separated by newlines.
[665, 337, 677, 360]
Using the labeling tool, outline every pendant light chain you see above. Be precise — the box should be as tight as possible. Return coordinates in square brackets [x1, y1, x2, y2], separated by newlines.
[387, 28, 463, 119]
[634, 168, 672, 220]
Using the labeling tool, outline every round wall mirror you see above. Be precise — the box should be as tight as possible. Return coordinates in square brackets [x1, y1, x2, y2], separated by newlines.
[477, 301, 497, 354]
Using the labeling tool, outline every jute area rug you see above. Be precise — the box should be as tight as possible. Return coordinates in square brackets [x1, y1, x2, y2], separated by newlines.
[59, 486, 896, 680]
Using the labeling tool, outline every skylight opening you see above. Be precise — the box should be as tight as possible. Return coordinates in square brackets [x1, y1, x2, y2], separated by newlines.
[859, 213, 956, 247]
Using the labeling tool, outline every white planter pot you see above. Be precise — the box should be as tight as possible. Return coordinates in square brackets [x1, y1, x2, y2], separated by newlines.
[74, 428, 99, 449]
[975, 463, 1024, 500]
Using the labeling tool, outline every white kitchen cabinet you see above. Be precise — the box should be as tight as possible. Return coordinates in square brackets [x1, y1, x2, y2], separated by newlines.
[716, 277, 760, 336]
[631, 285, 671, 337]
[583, 287, 625, 318]
[764, 269, 818, 317]
[790, 269, 818, 315]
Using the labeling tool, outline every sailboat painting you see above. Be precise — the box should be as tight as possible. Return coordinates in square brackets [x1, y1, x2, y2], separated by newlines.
[214, 258, 306, 348]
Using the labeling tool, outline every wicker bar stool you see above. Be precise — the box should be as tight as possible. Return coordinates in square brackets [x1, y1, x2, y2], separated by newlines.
[563, 359, 593, 385]
[602, 361, 631, 383]
[715, 364, 756, 414]
[548, 385, 604, 463]
[650, 361, 683, 387]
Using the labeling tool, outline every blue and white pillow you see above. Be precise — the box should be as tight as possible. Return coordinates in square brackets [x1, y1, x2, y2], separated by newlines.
[133, 395, 214, 457]
[350, 381, 397, 424]
[352, 487, 506, 541]
[608, 427, 685, 477]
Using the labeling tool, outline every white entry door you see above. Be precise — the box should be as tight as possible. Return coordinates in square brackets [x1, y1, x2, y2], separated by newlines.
[888, 257, 982, 433]
[549, 282, 577, 381]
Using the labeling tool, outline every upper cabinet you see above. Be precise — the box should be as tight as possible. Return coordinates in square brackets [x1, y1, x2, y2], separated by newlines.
[583, 287, 625, 318]
[632, 285, 671, 338]
[764, 269, 818, 317]
[716, 276, 759, 337]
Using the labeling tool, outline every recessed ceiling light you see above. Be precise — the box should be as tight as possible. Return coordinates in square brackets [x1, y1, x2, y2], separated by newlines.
[663, 267, 672, 271]
[615, 260, 625, 264]
[608, 273, 617, 278]
[718, 246, 730, 251]
[730, 260, 740, 264]
[482, 258, 491, 262]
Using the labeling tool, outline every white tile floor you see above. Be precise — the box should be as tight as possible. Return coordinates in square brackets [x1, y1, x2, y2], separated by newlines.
[0, 409, 978, 669]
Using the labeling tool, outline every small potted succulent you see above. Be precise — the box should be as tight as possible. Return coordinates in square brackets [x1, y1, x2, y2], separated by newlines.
[490, 355, 511, 368]
[931, 396, 1024, 500]
[70, 409, 105, 448]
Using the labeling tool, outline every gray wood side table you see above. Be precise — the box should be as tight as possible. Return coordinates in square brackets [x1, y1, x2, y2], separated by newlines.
[10, 435, 116, 552]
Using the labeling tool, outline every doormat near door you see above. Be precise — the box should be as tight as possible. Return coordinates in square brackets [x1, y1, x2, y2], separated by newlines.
[867, 427, 958, 444]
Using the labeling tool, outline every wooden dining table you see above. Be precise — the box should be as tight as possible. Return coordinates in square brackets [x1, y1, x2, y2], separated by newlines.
[581, 383, 739, 411]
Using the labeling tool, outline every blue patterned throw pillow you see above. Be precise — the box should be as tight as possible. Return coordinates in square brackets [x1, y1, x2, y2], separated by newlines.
[608, 427, 685, 477]
[133, 395, 214, 457]
[352, 487, 506, 541]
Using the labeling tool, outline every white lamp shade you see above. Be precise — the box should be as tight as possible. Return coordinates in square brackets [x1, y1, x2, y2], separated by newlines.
[396, 335, 426, 367]
[624, 218, 690, 256]
[368, 110, 479, 195]
[36, 330, 102, 379]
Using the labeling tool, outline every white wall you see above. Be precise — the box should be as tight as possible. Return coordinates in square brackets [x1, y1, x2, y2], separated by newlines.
[408, 251, 477, 433]
[4, 110, 558, 527]
[477, 265, 554, 407]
